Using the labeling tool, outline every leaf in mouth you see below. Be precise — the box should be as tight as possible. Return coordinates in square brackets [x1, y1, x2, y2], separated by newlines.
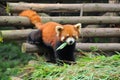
[56, 42, 67, 51]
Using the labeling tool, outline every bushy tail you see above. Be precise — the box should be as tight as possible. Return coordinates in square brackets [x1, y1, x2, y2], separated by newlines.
[19, 10, 42, 29]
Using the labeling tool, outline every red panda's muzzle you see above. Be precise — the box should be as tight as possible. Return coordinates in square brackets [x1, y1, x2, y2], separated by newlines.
[60, 35, 78, 45]
[65, 37, 75, 45]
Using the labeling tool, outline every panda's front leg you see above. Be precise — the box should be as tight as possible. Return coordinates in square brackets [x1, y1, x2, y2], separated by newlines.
[55, 42, 76, 64]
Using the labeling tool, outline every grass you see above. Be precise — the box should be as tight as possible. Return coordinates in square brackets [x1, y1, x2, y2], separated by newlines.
[0, 42, 120, 80]
[24, 54, 120, 80]
[0, 42, 35, 80]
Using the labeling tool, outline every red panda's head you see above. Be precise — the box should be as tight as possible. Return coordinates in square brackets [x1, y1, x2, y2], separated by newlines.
[56, 23, 81, 45]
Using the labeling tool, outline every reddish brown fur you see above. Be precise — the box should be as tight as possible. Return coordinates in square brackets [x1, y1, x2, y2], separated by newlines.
[19, 10, 80, 47]
[19, 10, 42, 29]
[60, 24, 79, 39]
[41, 22, 62, 47]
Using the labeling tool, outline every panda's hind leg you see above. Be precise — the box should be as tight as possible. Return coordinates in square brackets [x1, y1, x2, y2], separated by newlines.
[44, 45, 56, 63]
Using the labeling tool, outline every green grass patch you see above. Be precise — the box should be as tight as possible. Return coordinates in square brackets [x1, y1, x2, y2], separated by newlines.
[12, 54, 120, 80]
[0, 42, 120, 80]
[0, 42, 35, 80]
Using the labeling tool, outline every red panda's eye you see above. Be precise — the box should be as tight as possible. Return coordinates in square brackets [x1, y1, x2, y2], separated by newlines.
[73, 34, 76, 36]
[73, 34, 78, 39]
[73, 34, 77, 37]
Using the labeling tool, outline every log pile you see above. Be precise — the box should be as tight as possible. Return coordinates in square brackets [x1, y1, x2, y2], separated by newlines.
[1, 2, 120, 52]
[8, 3, 120, 13]
[0, 16, 120, 26]
[22, 43, 120, 53]
[1, 28, 120, 41]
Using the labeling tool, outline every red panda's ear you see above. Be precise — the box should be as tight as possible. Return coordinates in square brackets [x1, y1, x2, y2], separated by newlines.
[56, 26, 63, 37]
[74, 23, 82, 33]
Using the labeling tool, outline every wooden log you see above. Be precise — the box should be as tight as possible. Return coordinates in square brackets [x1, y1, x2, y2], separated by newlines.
[82, 28, 120, 38]
[1, 16, 120, 26]
[8, 3, 120, 13]
[1, 28, 120, 41]
[109, 0, 119, 43]
[2, 0, 40, 2]
[42, 16, 120, 24]
[3, 0, 49, 2]
[76, 43, 120, 51]
[22, 43, 120, 53]
[1, 29, 36, 41]
[85, 12, 113, 28]
[0, 16, 31, 26]
[22, 42, 49, 53]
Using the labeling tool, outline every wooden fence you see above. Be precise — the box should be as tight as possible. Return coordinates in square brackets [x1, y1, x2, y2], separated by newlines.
[1, 16, 120, 26]
[1, 28, 120, 41]
[8, 3, 120, 13]
[1, 3, 120, 52]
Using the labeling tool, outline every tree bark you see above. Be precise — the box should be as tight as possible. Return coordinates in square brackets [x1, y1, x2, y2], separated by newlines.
[76, 43, 120, 51]
[1, 29, 36, 41]
[82, 28, 120, 38]
[109, 0, 120, 43]
[1, 16, 120, 26]
[1, 28, 120, 41]
[22, 43, 120, 53]
[8, 3, 120, 13]
[22, 42, 50, 53]
[0, 16, 31, 26]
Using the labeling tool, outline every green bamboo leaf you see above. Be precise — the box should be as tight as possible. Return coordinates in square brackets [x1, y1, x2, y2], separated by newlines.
[56, 42, 67, 51]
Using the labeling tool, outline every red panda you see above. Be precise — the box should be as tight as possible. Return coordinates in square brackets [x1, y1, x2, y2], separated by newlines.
[19, 10, 81, 64]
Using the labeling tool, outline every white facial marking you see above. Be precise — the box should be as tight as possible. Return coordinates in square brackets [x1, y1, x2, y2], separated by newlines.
[66, 37, 75, 45]
[61, 36, 65, 41]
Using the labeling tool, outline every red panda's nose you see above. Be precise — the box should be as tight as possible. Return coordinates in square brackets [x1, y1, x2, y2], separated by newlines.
[69, 41, 73, 44]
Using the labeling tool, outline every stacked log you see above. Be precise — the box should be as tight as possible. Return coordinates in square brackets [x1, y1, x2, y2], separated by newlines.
[1, 28, 120, 40]
[8, 3, 120, 13]
[1, 16, 120, 26]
